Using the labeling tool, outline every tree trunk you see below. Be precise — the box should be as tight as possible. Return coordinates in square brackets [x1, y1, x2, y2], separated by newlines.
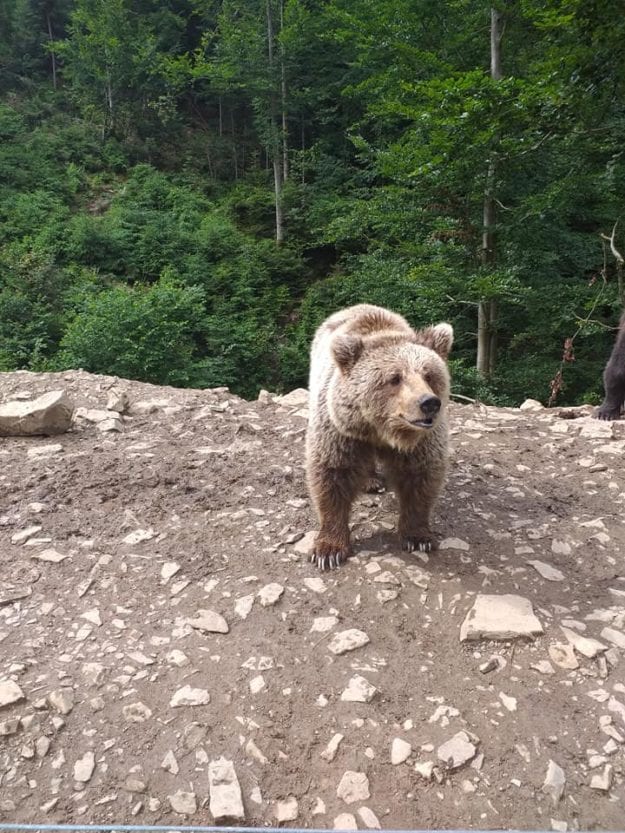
[477, 7, 504, 378]
[279, 0, 288, 181]
[266, 0, 284, 243]
[46, 11, 57, 90]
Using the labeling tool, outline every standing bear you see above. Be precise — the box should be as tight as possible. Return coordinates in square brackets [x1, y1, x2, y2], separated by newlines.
[306, 303, 453, 570]
[595, 311, 625, 420]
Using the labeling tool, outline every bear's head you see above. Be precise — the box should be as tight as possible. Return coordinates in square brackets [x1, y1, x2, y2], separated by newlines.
[328, 323, 453, 451]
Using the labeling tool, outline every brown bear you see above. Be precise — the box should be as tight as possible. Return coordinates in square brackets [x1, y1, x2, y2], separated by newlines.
[306, 303, 453, 570]
[595, 311, 625, 420]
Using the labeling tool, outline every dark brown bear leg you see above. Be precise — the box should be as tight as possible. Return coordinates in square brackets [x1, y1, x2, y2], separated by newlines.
[308, 465, 363, 570]
[596, 325, 625, 420]
[384, 455, 445, 553]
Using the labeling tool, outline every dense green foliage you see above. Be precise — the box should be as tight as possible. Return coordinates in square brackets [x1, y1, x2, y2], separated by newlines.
[1, 0, 624, 402]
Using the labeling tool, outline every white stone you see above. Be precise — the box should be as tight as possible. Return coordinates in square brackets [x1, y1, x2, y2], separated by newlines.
[27, 444, 63, 458]
[337, 771, 370, 804]
[414, 761, 435, 779]
[161, 562, 180, 582]
[0, 390, 73, 436]
[391, 738, 412, 765]
[294, 531, 317, 555]
[600, 627, 625, 649]
[73, 751, 95, 783]
[334, 813, 358, 830]
[208, 757, 245, 822]
[528, 560, 565, 581]
[499, 692, 517, 712]
[186, 609, 229, 634]
[440, 537, 470, 551]
[170, 685, 210, 707]
[122, 528, 154, 545]
[328, 629, 370, 655]
[311, 616, 339, 633]
[560, 626, 607, 659]
[123, 701, 153, 722]
[549, 643, 579, 670]
[161, 750, 179, 775]
[249, 675, 266, 694]
[169, 790, 197, 815]
[234, 594, 255, 619]
[437, 732, 477, 769]
[258, 582, 284, 606]
[531, 660, 555, 675]
[542, 760, 566, 804]
[321, 734, 344, 762]
[590, 765, 613, 792]
[340, 675, 377, 703]
[47, 689, 74, 714]
[551, 539, 571, 555]
[275, 797, 299, 822]
[304, 576, 327, 593]
[11, 525, 42, 544]
[276, 388, 309, 408]
[580, 420, 615, 439]
[519, 399, 544, 411]
[31, 547, 69, 563]
[460, 594, 543, 641]
[312, 797, 326, 815]
[0, 680, 25, 708]
[358, 807, 381, 829]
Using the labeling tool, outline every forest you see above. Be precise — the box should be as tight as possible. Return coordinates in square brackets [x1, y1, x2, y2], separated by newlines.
[0, 0, 624, 404]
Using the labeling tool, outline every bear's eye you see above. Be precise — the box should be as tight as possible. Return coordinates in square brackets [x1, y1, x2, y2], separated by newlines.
[423, 370, 433, 385]
[388, 373, 402, 386]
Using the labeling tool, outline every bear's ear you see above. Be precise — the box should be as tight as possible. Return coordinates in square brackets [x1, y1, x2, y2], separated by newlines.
[416, 323, 454, 359]
[331, 334, 364, 373]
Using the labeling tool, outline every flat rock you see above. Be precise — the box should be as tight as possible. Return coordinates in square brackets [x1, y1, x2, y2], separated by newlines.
[460, 594, 543, 641]
[47, 688, 74, 714]
[321, 733, 344, 762]
[73, 751, 95, 783]
[437, 731, 477, 769]
[208, 757, 245, 822]
[337, 771, 370, 804]
[334, 813, 358, 830]
[275, 796, 299, 822]
[186, 609, 229, 634]
[519, 399, 544, 411]
[234, 594, 255, 619]
[169, 790, 197, 815]
[328, 629, 370, 655]
[304, 576, 327, 593]
[549, 643, 579, 670]
[0, 680, 25, 708]
[276, 388, 309, 408]
[312, 615, 339, 633]
[440, 537, 470, 551]
[258, 582, 284, 606]
[294, 531, 317, 555]
[542, 759, 566, 804]
[528, 560, 565, 581]
[358, 807, 382, 829]
[590, 765, 613, 792]
[560, 626, 607, 658]
[600, 627, 625, 649]
[0, 390, 73, 436]
[340, 675, 377, 703]
[170, 685, 210, 707]
[391, 738, 412, 765]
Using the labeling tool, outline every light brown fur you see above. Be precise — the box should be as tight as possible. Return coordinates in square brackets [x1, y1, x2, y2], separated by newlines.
[306, 304, 453, 570]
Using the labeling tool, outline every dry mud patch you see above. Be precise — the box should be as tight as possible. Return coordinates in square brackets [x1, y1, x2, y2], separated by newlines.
[0, 370, 624, 830]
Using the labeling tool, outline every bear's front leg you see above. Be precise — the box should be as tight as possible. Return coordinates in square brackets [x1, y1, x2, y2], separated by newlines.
[308, 466, 361, 570]
[387, 457, 446, 554]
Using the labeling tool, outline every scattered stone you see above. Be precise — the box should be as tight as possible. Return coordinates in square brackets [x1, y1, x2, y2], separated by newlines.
[304, 576, 326, 593]
[47, 689, 74, 715]
[328, 629, 370, 655]
[590, 765, 613, 792]
[337, 771, 370, 804]
[122, 528, 154, 545]
[357, 807, 381, 829]
[168, 790, 197, 815]
[549, 643, 579, 670]
[0, 390, 73, 436]
[391, 738, 412, 765]
[234, 594, 255, 619]
[460, 594, 543, 641]
[208, 757, 245, 822]
[0, 717, 20, 735]
[531, 660, 555, 675]
[437, 732, 477, 769]
[249, 675, 266, 694]
[258, 582, 284, 606]
[294, 531, 317, 555]
[276, 388, 309, 408]
[11, 525, 42, 544]
[27, 443, 63, 458]
[161, 750, 179, 775]
[321, 733, 344, 762]
[600, 627, 625, 650]
[334, 813, 358, 830]
[520, 399, 543, 411]
[440, 537, 470, 551]
[106, 388, 129, 413]
[73, 751, 95, 783]
[414, 761, 435, 779]
[542, 760, 566, 805]
[551, 540, 571, 556]
[560, 626, 607, 659]
[170, 686, 210, 707]
[499, 692, 517, 712]
[340, 675, 377, 703]
[312, 797, 326, 815]
[275, 796, 299, 822]
[0, 680, 25, 708]
[160, 562, 180, 582]
[528, 560, 565, 581]
[123, 701, 153, 722]
[186, 609, 229, 634]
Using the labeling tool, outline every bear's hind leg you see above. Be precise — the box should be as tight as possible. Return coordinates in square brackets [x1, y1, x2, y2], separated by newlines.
[308, 466, 362, 570]
[384, 457, 445, 554]
[596, 320, 625, 420]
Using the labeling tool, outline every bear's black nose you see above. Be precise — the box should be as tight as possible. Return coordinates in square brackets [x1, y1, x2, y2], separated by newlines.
[418, 394, 441, 416]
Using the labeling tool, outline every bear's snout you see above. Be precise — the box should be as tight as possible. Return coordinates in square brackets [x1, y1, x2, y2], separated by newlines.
[418, 394, 441, 417]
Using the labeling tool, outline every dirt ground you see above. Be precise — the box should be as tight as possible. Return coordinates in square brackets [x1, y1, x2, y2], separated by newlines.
[0, 369, 624, 831]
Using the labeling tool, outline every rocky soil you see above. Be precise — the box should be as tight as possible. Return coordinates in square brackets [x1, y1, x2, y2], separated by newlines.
[1, 370, 625, 831]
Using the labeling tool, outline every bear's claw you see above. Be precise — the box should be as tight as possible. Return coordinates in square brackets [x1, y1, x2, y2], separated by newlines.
[402, 536, 434, 554]
[310, 545, 350, 571]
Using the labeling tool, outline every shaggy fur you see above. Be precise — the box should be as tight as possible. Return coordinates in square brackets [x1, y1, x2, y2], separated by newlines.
[306, 304, 453, 570]
[596, 312, 625, 421]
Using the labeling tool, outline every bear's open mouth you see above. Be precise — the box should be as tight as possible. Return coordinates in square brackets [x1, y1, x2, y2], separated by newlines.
[405, 416, 435, 429]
